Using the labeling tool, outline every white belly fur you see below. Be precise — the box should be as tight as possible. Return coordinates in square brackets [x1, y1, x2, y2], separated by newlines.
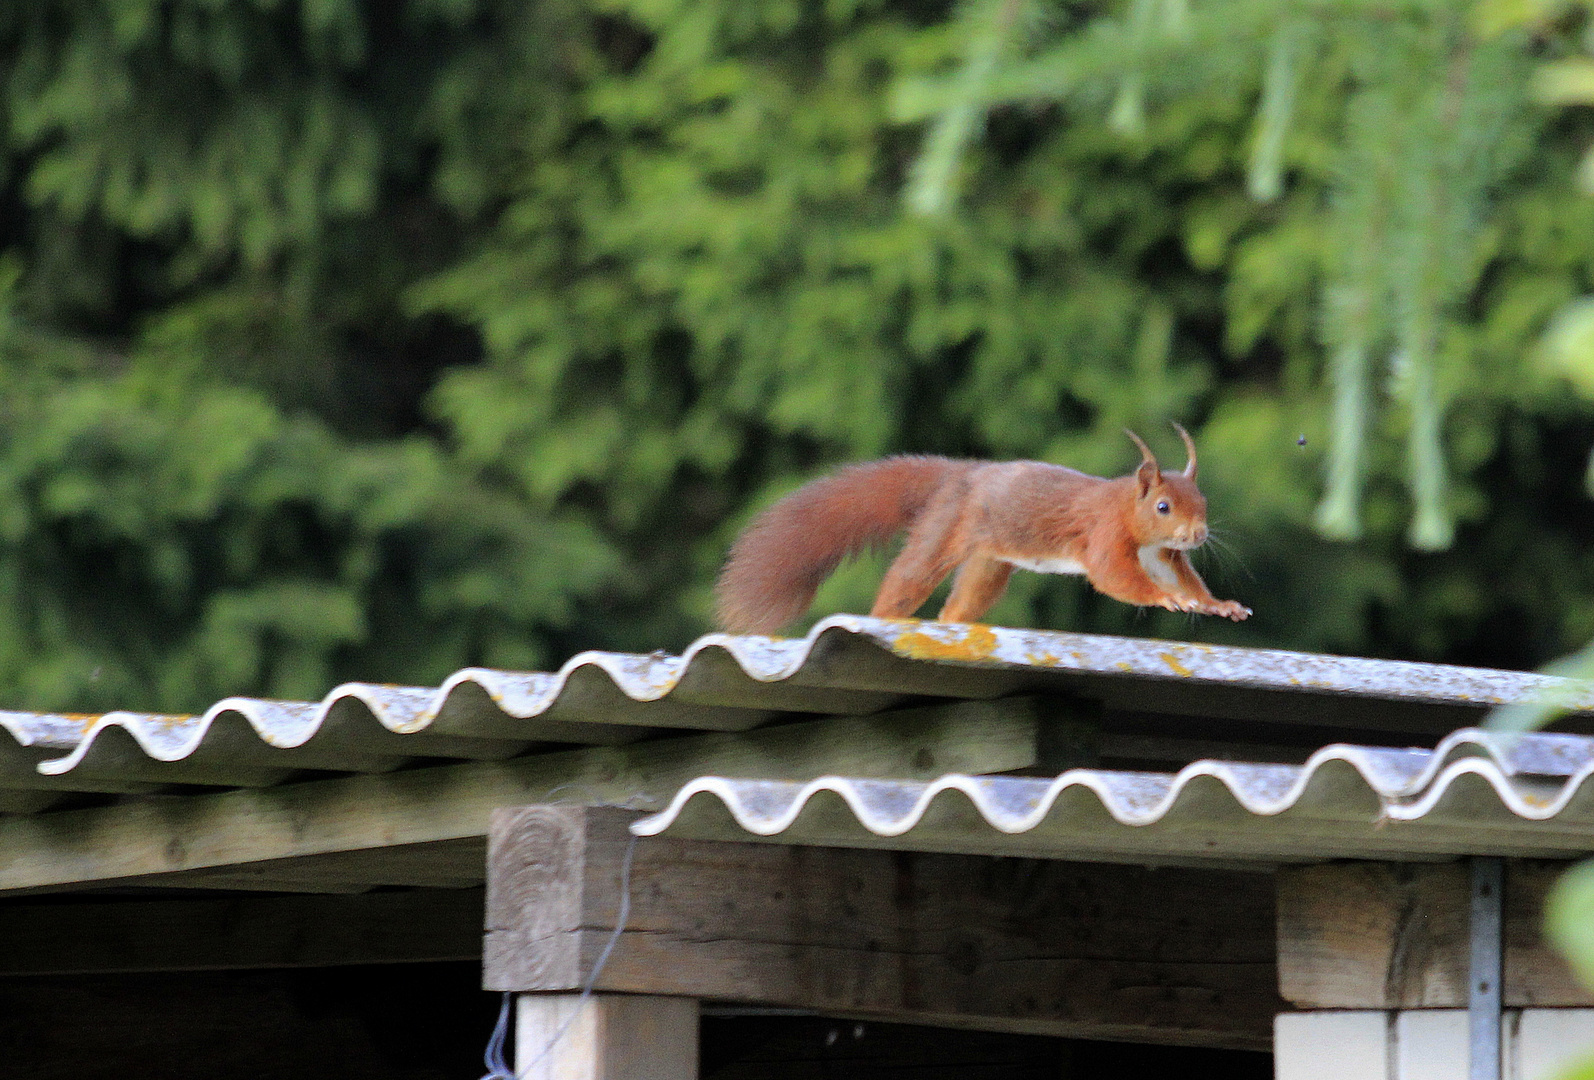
[1004, 555, 1087, 576]
[1137, 545, 1180, 589]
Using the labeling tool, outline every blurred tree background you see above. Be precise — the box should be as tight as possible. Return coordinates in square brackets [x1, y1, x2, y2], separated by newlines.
[0, 0, 1591, 713]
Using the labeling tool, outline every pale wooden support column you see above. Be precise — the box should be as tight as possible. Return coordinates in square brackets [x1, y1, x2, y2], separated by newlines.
[1275, 861, 1594, 1080]
[515, 994, 697, 1080]
[483, 804, 1281, 1051]
[486, 805, 699, 1079]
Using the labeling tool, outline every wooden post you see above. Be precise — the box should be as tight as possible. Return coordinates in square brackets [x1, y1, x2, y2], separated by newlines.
[484, 804, 1281, 1050]
[515, 994, 698, 1080]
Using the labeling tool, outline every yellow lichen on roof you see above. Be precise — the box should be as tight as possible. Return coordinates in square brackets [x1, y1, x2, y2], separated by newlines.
[890, 623, 999, 663]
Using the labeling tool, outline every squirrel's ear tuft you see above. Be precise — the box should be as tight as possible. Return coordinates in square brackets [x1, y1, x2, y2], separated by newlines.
[1125, 429, 1158, 497]
[1172, 421, 1197, 479]
[1125, 429, 1157, 468]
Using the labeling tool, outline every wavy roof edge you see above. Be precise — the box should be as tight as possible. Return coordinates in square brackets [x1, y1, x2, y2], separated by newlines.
[3, 615, 1591, 779]
[630, 728, 1594, 862]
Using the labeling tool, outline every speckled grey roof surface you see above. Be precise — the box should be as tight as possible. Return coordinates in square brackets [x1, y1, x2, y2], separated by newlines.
[2, 615, 1589, 842]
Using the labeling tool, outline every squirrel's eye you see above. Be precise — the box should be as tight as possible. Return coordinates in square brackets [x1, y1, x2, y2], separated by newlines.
[1155, 500, 1170, 514]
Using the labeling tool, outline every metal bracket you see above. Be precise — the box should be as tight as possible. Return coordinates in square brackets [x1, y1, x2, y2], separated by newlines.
[1470, 857, 1505, 1080]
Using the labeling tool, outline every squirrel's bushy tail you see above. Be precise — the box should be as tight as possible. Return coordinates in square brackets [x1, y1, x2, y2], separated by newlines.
[715, 456, 965, 635]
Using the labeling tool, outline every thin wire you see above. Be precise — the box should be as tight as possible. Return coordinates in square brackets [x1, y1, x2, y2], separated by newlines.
[480, 832, 639, 1080]
[481, 994, 513, 1079]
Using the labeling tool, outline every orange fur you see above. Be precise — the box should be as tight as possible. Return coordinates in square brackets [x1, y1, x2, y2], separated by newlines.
[715, 429, 1250, 634]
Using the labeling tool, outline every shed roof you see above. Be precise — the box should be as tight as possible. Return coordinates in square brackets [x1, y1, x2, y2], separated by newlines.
[4, 616, 1588, 795]
[1, 615, 1591, 893]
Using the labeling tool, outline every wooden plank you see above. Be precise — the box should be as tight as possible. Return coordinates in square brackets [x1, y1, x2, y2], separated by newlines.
[0, 887, 483, 974]
[134, 875, 379, 894]
[516, 994, 698, 1080]
[0, 699, 1038, 894]
[1276, 861, 1592, 1008]
[136, 838, 491, 891]
[97, 839, 489, 893]
[484, 806, 1281, 1051]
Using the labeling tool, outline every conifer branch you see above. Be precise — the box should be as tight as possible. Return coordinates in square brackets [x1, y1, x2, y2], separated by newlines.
[1247, 19, 1311, 203]
[1315, 339, 1369, 540]
[905, 0, 1030, 217]
[1108, 0, 1158, 137]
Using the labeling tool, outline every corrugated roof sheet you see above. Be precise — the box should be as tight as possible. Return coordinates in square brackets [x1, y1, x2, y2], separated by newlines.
[1, 614, 1591, 800]
[631, 729, 1594, 863]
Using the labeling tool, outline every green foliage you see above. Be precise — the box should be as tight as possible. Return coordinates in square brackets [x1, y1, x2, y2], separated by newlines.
[0, 294, 616, 710]
[414, 0, 1594, 665]
[0, 0, 1592, 713]
[901, 0, 1544, 548]
[0, 0, 624, 708]
[1543, 862, 1594, 1079]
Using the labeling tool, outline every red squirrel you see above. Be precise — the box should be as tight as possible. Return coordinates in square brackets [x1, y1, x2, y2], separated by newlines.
[715, 424, 1251, 634]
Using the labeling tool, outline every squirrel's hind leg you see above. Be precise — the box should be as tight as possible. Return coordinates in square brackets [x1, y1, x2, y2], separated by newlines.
[870, 496, 969, 619]
[938, 555, 1013, 624]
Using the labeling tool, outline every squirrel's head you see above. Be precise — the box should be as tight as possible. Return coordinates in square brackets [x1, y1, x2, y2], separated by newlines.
[1125, 424, 1209, 549]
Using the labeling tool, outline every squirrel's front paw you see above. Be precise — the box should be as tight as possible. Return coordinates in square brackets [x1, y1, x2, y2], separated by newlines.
[1212, 600, 1251, 621]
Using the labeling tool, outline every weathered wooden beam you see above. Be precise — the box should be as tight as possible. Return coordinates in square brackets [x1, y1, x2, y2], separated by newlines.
[484, 805, 1281, 1051]
[1277, 861, 1591, 1009]
[0, 887, 483, 975]
[0, 699, 1038, 895]
[515, 994, 698, 1080]
[129, 838, 491, 892]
